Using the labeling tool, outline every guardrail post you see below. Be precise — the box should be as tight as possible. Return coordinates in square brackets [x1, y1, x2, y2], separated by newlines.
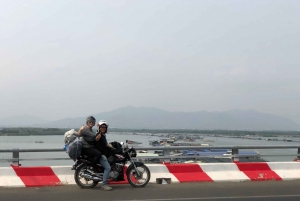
[163, 147, 171, 163]
[231, 148, 239, 163]
[12, 148, 20, 166]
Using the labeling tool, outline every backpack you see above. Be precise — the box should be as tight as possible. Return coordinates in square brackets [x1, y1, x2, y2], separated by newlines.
[110, 141, 123, 154]
[67, 137, 82, 161]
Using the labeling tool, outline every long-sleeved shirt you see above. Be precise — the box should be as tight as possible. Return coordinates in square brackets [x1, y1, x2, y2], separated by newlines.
[81, 126, 96, 148]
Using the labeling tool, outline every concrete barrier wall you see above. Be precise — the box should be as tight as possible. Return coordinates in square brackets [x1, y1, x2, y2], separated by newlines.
[0, 167, 25, 187]
[1, 162, 300, 187]
[267, 162, 300, 180]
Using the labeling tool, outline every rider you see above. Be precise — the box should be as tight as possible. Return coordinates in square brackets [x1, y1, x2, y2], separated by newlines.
[94, 120, 114, 191]
[78, 116, 101, 174]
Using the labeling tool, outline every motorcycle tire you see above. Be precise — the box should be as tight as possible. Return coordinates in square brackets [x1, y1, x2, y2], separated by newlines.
[74, 164, 99, 188]
[126, 164, 151, 188]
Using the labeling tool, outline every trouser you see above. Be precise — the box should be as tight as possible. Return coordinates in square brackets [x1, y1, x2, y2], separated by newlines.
[99, 155, 111, 186]
[81, 147, 101, 169]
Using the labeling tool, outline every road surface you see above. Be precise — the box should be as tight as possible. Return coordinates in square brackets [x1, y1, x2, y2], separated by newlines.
[1, 180, 300, 201]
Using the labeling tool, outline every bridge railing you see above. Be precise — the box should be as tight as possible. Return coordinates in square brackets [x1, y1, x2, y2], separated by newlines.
[1, 145, 300, 166]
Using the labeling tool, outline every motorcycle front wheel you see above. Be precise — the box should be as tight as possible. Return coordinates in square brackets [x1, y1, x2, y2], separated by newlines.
[74, 164, 99, 188]
[127, 164, 151, 188]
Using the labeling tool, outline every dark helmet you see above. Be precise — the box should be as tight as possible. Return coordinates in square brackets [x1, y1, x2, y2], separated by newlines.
[86, 116, 96, 124]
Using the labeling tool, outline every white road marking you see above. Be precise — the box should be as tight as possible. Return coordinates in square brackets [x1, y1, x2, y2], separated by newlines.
[114, 194, 300, 201]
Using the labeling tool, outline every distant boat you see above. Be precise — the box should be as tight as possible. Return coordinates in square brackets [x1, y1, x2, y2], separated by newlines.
[160, 138, 177, 143]
[35, 141, 44, 143]
[149, 140, 161, 146]
[127, 140, 142, 144]
[203, 139, 214, 142]
[184, 139, 195, 142]
[182, 149, 260, 159]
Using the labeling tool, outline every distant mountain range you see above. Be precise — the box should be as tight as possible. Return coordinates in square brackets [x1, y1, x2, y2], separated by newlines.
[0, 106, 299, 131]
[0, 114, 51, 127]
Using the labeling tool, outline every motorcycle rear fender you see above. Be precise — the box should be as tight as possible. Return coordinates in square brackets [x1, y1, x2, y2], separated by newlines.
[75, 162, 86, 170]
[126, 162, 144, 175]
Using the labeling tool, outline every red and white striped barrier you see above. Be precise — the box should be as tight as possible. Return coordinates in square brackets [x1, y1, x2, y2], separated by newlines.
[1, 162, 300, 187]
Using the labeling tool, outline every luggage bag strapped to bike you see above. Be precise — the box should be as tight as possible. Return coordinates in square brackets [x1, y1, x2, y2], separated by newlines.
[64, 129, 82, 161]
[110, 141, 123, 154]
[67, 137, 82, 161]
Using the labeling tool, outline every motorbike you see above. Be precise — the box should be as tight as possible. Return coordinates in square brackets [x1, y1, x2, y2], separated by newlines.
[73, 141, 151, 188]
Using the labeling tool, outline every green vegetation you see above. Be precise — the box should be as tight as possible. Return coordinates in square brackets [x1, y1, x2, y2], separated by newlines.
[0, 127, 69, 136]
[0, 127, 299, 137]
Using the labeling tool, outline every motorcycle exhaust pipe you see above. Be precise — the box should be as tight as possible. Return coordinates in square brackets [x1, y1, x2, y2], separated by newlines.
[81, 173, 101, 181]
[92, 177, 101, 181]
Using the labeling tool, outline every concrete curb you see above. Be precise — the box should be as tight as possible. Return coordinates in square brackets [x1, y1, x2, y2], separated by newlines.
[1, 162, 300, 187]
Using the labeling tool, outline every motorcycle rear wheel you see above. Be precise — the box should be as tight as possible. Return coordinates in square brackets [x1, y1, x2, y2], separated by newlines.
[74, 165, 99, 188]
[127, 164, 151, 188]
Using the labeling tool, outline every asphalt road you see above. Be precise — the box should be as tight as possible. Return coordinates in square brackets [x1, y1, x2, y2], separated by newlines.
[1, 180, 300, 201]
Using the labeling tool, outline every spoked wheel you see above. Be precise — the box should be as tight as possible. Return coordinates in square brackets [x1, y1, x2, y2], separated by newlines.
[74, 165, 99, 188]
[127, 164, 151, 188]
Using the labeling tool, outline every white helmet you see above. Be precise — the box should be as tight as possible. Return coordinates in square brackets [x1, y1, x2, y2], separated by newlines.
[97, 120, 109, 134]
[97, 120, 109, 127]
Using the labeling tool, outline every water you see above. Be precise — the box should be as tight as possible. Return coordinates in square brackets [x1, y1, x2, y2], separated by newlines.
[203, 136, 300, 162]
[0, 133, 299, 167]
[0, 133, 161, 167]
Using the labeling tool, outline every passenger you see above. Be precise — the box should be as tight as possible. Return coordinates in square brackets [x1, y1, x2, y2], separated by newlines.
[94, 120, 115, 191]
[78, 116, 101, 175]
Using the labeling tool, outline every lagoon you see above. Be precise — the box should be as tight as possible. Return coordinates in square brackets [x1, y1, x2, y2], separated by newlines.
[0, 133, 299, 167]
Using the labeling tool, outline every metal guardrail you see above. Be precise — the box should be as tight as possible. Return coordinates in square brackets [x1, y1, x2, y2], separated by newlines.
[1, 145, 300, 166]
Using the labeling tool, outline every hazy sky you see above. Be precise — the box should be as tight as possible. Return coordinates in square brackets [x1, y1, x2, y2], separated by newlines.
[1, 0, 300, 123]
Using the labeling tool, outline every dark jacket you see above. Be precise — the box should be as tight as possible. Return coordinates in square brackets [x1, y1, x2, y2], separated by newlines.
[94, 133, 108, 155]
